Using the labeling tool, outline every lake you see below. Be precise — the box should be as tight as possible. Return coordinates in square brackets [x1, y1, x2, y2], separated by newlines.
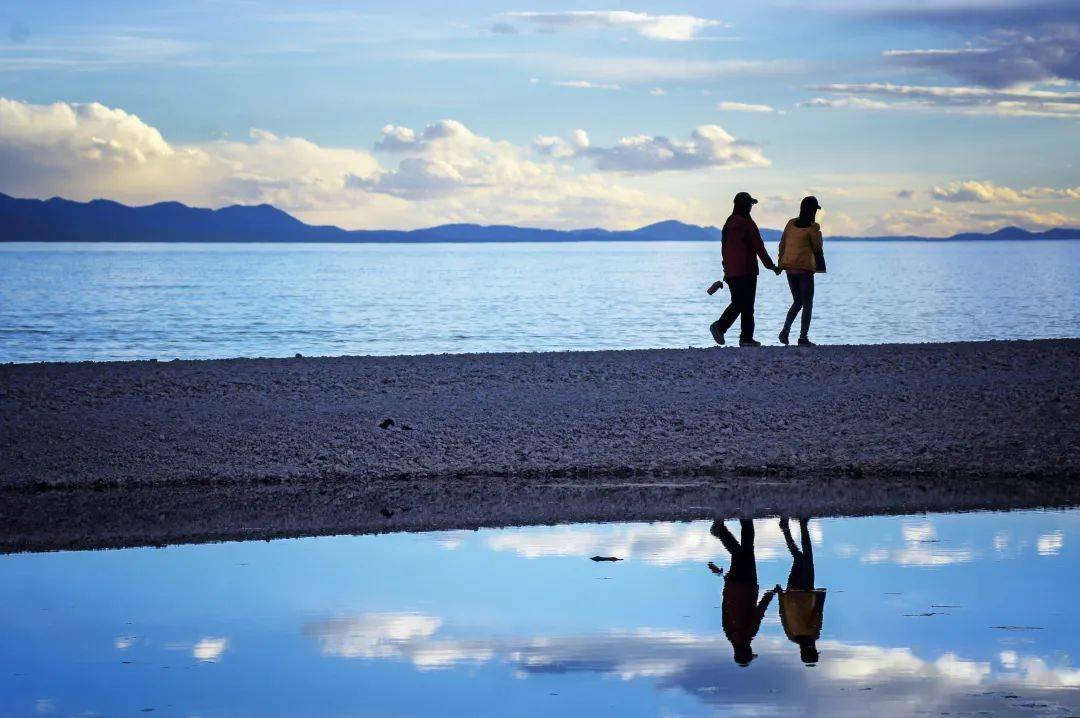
[2, 509, 1077, 717]
[1, 241, 1078, 363]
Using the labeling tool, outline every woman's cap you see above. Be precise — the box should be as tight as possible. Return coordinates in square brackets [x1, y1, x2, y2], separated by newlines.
[734, 191, 758, 205]
[801, 195, 822, 211]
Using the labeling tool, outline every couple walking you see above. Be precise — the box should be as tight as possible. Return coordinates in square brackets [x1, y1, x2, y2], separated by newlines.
[708, 517, 826, 667]
[708, 192, 825, 347]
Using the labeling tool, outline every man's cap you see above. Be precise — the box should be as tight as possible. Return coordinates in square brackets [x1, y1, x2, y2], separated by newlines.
[733, 191, 758, 205]
[801, 195, 822, 210]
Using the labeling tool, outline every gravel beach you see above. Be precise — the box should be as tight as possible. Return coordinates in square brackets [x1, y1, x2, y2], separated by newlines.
[2, 339, 1078, 552]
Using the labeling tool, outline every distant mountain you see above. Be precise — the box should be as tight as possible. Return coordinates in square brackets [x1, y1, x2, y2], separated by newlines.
[1, 193, 1076, 243]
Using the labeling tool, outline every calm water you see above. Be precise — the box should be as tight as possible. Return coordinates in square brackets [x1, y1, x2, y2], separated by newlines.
[2, 509, 1078, 717]
[1, 241, 1078, 362]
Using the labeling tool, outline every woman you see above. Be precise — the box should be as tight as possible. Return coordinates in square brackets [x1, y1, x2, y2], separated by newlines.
[777, 196, 825, 346]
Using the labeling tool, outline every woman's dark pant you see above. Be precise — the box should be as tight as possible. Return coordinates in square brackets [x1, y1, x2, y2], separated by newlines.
[716, 275, 758, 341]
[783, 273, 814, 339]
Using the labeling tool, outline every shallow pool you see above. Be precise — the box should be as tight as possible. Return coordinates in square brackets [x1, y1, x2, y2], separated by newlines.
[3, 509, 1078, 717]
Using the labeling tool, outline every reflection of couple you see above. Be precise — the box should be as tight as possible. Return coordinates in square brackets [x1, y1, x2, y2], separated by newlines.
[707, 517, 826, 667]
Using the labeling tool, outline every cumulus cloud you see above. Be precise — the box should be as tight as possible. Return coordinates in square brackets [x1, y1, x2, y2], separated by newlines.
[304, 613, 493, 670]
[0, 97, 384, 214]
[804, 82, 1080, 117]
[865, 205, 1072, 236]
[483, 519, 822, 565]
[930, 180, 1080, 203]
[302, 611, 1079, 714]
[0, 97, 720, 230]
[716, 101, 775, 113]
[503, 11, 726, 41]
[536, 125, 770, 173]
[897, 189, 915, 199]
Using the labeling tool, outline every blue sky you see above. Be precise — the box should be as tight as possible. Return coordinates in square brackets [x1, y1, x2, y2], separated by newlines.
[0, 0, 1077, 234]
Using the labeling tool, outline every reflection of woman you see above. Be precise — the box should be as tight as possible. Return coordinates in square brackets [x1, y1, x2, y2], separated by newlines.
[777, 196, 825, 346]
[777, 516, 826, 665]
[709, 519, 777, 667]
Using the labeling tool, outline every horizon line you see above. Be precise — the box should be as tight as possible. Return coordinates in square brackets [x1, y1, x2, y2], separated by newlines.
[2, 191, 1078, 241]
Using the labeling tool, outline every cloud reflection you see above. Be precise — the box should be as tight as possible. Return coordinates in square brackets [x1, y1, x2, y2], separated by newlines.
[481, 520, 822, 565]
[302, 612, 1078, 715]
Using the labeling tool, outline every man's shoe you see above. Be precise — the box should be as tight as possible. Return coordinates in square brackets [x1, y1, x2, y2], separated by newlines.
[797, 337, 816, 346]
[709, 321, 725, 345]
[739, 338, 762, 347]
[778, 329, 790, 346]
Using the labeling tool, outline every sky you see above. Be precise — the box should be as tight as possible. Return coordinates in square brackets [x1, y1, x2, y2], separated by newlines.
[0, 0, 1077, 235]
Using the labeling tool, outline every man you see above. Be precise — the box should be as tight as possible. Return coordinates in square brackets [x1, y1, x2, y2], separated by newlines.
[708, 519, 778, 666]
[710, 192, 780, 347]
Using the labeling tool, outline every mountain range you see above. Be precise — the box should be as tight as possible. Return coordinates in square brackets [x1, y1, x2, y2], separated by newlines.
[1, 192, 1077, 244]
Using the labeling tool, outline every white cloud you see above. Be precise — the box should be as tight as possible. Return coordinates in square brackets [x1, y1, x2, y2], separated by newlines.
[483, 519, 822, 565]
[0, 97, 718, 230]
[865, 205, 1074, 236]
[1036, 531, 1064, 556]
[799, 96, 892, 110]
[304, 613, 441, 659]
[0, 97, 386, 218]
[537, 124, 770, 173]
[550, 80, 622, 90]
[302, 612, 1080, 713]
[716, 101, 775, 113]
[304, 613, 493, 670]
[192, 637, 228, 662]
[803, 82, 1080, 118]
[649, 88, 666, 96]
[409, 50, 793, 84]
[503, 11, 726, 41]
[901, 520, 937, 543]
[114, 636, 135, 650]
[930, 180, 1080, 203]
[859, 518, 977, 566]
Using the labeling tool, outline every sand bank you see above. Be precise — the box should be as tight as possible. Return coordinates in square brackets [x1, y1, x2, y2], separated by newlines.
[2, 340, 1077, 551]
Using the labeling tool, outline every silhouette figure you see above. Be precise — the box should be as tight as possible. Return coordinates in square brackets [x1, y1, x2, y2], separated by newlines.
[776, 516, 826, 665]
[710, 192, 781, 348]
[709, 519, 777, 666]
[777, 196, 826, 347]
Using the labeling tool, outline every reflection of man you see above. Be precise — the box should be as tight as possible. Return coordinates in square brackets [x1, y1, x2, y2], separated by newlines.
[709, 519, 777, 666]
[777, 516, 826, 665]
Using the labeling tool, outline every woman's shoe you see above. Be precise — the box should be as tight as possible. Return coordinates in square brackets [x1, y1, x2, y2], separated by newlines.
[779, 329, 790, 345]
[739, 338, 762, 347]
[798, 337, 816, 346]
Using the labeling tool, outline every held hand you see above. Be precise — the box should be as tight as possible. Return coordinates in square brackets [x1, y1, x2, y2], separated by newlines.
[773, 266, 782, 276]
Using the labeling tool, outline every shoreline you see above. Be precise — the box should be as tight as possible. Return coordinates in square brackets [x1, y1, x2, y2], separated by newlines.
[2, 339, 1077, 552]
[3, 474, 1078, 554]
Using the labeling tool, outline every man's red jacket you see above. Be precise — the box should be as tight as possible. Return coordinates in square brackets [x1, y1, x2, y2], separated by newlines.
[722, 213, 774, 278]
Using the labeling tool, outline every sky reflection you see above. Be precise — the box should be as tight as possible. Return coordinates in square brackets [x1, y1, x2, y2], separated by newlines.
[2, 509, 1077, 717]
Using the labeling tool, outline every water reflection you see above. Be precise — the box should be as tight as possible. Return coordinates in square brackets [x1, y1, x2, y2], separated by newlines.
[710, 518, 776, 666]
[1, 510, 1077, 717]
[778, 516, 826, 666]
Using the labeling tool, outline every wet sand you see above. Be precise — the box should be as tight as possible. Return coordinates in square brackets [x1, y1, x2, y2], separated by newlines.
[2, 340, 1078, 552]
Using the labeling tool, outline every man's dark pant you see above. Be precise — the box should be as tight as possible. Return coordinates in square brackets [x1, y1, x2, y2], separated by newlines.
[716, 275, 758, 341]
